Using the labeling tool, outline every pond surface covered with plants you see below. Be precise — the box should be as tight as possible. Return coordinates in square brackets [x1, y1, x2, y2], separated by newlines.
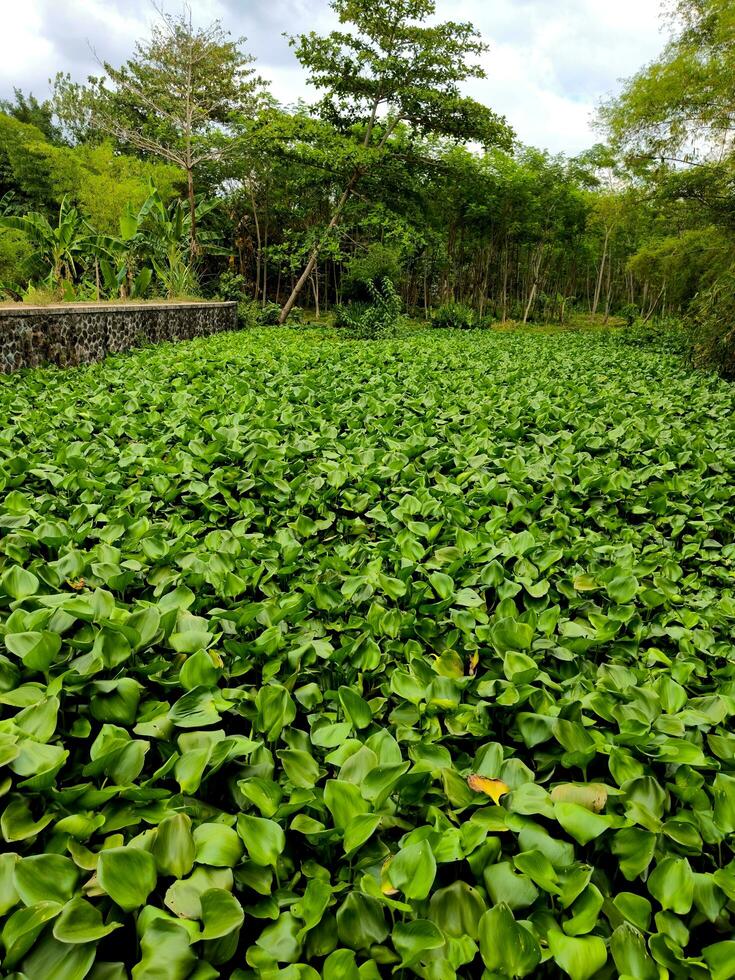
[0, 328, 734, 979]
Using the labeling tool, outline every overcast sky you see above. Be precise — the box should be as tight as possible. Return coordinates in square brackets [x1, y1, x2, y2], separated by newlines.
[0, 0, 667, 155]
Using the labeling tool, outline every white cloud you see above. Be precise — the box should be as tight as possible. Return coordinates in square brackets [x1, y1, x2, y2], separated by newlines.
[0, 0, 668, 154]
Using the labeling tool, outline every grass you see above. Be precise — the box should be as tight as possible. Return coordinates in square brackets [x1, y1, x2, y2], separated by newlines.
[0, 326, 733, 978]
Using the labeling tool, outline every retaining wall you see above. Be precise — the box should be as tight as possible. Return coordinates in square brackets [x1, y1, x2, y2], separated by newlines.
[0, 301, 238, 373]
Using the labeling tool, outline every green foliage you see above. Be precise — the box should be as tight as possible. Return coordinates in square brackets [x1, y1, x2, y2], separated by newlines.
[333, 300, 372, 328]
[1, 328, 734, 977]
[338, 277, 402, 338]
[292, 0, 512, 147]
[690, 268, 735, 379]
[71, 142, 180, 234]
[0, 229, 33, 295]
[0, 89, 61, 144]
[619, 303, 639, 327]
[237, 299, 283, 328]
[0, 197, 97, 284]
[432, 301, 475, 329]
[216, 270, 248, 301]
[341, 244, 402, 301]
[258, 301, 283, 326]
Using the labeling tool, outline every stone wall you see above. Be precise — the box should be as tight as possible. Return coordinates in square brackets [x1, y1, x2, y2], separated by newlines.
[0, 301, 238, 373]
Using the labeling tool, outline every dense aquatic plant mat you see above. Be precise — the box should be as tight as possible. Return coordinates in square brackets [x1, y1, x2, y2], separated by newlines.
[0, 327, 734, 979]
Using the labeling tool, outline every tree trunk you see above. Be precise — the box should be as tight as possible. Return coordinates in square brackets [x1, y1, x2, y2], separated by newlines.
[248, 181, 261, 301]
[523, 246, 543, 324]
[279, 177, 357, 325]
[592, 227, 610, 315]
[186, 167, 197, 259]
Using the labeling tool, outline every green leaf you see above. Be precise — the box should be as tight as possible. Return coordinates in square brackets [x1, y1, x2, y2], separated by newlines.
[610, 923, 658, 980]
[547, 930, 608, 980]
[255, 911, 303, 963]
[132, 919, 196, 980]
[53, 897, 122, 943]
[388, 839, 437, 900]
[703, 941, 735, 980]
[392, 920, 445, 969]
[648, 856, 694, 914]
[236, 814, 285, 867]
[199, 888, 244, 940]
[4, 632, 61, 671]
[338, 686, 373, 729]
[16, 931, 95, 980]
[152, 813, 195, 878]
[97, 847, 157, 911]
[1, 798, 54, 842]
[478, 903, 541, 977]
[336, 893, 387, 950]
[491, 617, 534, 652]
[193, 823, 244, 868]
[428, 881, 486, 939]
[1, 902, 62, 969]
[324, 779, 369, 830]
[277, 749, 320, 789]
[554, 802, 612, 845]
[2, 567, 39, 600]
[13, 855, 78, 906]
[607, 574, 638, 604]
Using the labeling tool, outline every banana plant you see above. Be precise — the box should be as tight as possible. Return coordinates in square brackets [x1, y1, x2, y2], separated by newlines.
[134, 182, 227, 298]
[0, 197, 97, 284]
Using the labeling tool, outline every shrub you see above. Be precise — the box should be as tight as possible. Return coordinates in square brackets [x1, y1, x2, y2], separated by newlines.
[339, 278, 402, 339]
[237, 299, 283, 328]
[333, 301, 372, 329]
[258, 301, 282, 326]
[341, 244, 402, 301]
[216, 270, 248, 301]
[619, 303, 639, 327]
[432, 302, 475, 329]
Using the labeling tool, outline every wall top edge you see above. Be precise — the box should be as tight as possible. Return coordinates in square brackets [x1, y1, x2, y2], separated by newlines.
[0, 301, 237, 318]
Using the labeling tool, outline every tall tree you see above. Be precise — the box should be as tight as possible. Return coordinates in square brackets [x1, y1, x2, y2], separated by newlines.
[277, 0, 512, 323]
[0, 89, 62, 144]
[54, 7, 263, 256]
[601, 0, 735, 167]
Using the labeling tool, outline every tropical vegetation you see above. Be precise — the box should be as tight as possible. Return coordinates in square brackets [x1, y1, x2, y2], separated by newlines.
[0, 1, 734, 978]
[1, 327, 734, 978]
[0, 0, 732, 373]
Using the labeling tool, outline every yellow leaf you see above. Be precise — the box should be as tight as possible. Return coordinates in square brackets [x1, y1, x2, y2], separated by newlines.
[573, 574, 598, 592]
[467, 775, 509, 804]
[468, 652, 479, 676]
[380, 858, 399, 895]
[550, 783, 608, 813]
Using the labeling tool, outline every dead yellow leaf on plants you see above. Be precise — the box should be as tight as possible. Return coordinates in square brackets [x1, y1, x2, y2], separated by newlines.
[380, 858, 399, 895]
[467, 775, 510, 804]
[550, 783, 608, 812]
[468, 652, 479, 676]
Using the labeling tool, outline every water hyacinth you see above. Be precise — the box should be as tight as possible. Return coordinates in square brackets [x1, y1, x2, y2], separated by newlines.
[0, 326, 733, 978]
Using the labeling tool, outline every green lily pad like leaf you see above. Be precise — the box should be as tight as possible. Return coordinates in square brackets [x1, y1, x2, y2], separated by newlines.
[236, 814, 285, 867]
[97, 847, 157, 911]
[491, 617, 534, 652]
[13, 854, 78, 906]
[478, 903, 541, 977]
[548, 929, 608, 980]
[392, 919, 445, 969]
[199, 888, 244, 940]
[53, 896, 123, 943]
[388, 839, 437, 900]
